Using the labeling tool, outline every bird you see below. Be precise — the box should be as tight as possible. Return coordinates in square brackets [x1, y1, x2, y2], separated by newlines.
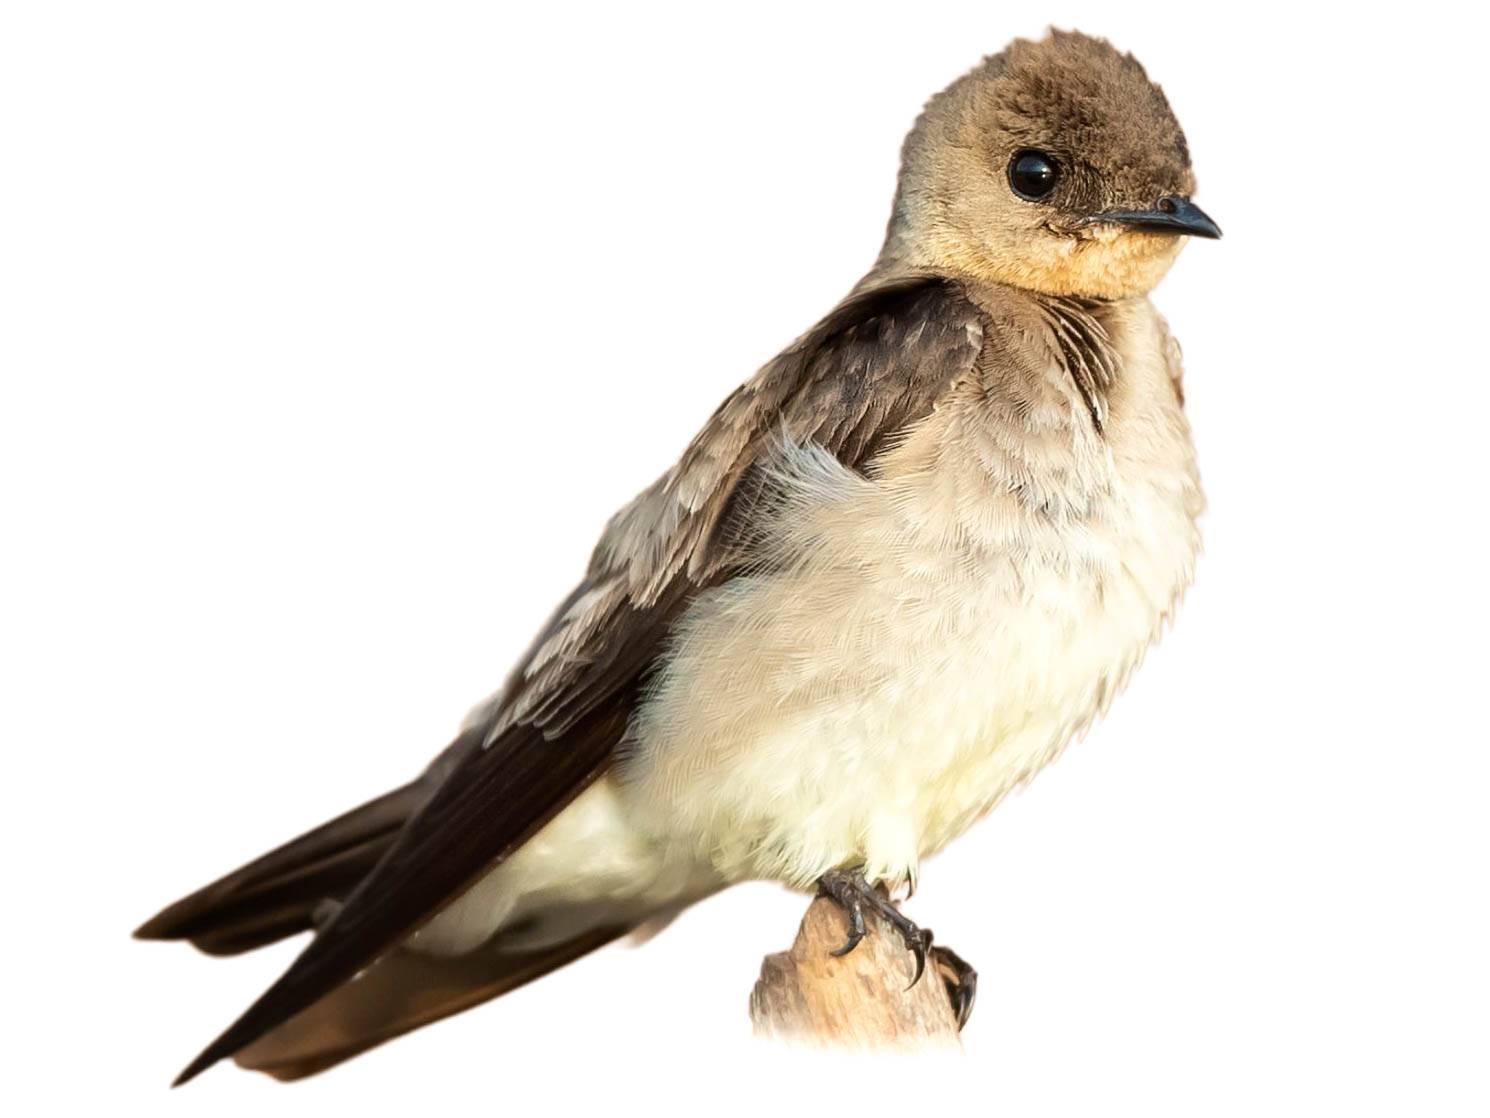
[139, 28, 1219, 1083]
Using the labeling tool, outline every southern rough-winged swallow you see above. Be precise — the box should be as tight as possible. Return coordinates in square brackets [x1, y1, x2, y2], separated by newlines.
[141, 29, 1220, 1082]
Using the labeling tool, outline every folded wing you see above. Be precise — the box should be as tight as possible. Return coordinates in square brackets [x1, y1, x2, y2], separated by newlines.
[173, 274, 985, 1084]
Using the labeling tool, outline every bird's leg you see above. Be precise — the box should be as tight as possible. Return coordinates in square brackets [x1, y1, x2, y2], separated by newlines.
[816, 866, 934, 988]
[931, 944, 977, 1031]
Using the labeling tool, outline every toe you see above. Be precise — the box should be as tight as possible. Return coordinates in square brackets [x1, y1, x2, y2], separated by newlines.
[903, 927, 933, 989]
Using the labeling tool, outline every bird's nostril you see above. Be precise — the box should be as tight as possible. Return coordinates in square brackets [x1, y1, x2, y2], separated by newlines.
[1157, 196, 1178, 214]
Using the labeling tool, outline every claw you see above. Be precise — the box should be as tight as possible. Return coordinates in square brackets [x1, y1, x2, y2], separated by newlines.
[831, 931, 864, 957]
[903, 927, 932, 989]
[931, 945, 978, 1030]
[830, 898, 866, 957]
[819, 869, 868, 957]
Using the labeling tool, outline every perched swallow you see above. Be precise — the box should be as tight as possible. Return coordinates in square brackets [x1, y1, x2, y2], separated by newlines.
[141, 29, 1218, 1082]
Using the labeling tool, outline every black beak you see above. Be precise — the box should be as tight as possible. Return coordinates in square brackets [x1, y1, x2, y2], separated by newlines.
[1088, 196, 1222, 239]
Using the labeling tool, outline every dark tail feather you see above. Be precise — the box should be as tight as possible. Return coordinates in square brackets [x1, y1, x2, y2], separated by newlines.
[135, 783, 426, 955]
[232, 923, 632, 1080]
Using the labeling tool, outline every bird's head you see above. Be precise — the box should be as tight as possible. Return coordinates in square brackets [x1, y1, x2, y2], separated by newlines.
[884, 30, 1219, 300]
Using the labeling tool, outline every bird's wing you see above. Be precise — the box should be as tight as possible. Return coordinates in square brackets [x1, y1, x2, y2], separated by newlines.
[174, 273, 985, 1085]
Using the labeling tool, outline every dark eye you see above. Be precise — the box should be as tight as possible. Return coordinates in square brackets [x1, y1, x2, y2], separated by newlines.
[1008, 150, 1059, 200]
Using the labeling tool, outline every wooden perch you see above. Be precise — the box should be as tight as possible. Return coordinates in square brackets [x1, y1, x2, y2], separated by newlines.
[749, 894, 964, 1049]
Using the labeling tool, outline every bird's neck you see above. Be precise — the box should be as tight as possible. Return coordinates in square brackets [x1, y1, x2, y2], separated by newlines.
[856, 246, 1138, 438]
[966, 276, 1134, 438]
[1025, 293, 1124, 434]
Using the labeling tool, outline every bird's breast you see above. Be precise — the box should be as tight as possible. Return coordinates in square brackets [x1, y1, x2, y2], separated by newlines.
[621, 299, 1203, 887]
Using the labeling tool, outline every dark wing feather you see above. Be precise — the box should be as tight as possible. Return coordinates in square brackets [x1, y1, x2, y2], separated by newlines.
[137, 733, 482, 956]
[135, 783, 426, 955]
[173, 274, 984, 1084]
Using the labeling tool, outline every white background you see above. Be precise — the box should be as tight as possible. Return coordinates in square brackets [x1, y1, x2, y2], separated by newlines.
[4, 2, 1487, 1115]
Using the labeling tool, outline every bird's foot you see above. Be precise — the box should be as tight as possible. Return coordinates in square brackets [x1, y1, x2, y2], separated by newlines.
[815, 867, 978, 1029]
[816, 867, 934, 988]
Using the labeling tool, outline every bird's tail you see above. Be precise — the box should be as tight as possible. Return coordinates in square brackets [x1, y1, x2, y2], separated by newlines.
[134, 782, 427, 956]
[231, 922, 632, 1079]
[136, 759, 642, 1079]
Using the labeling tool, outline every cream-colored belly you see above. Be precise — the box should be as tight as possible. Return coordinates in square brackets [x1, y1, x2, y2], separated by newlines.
[622, 396, 1201, 889]
[418, 303, 1201, 957]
